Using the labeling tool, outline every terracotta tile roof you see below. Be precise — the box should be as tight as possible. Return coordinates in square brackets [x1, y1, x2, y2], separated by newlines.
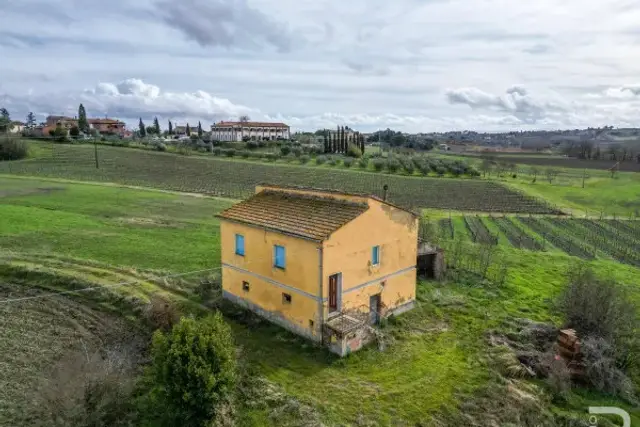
[88, 118, 125, 124]
[217, 190, 368, 241]
[214, 121, 289, 128]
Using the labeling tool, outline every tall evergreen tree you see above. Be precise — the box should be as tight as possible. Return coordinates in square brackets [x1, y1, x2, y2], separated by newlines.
[168, 120, 173, 135]
[78, 104, 89, 133]
[323, 131, 329, 153]
[0, 107, 11, 133]
[186, 123, 191, 136]
[138, 118, 146, 137]
[26, 112, 36, 129]
[340, 126, 346, 154]
[330, 132, 336, 153]
[198, 121, 203, 137]
[360, 134, 365, 154]
[153, 117, 161, 135]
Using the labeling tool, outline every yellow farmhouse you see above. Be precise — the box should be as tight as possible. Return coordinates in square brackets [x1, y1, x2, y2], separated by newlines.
[217, 185, 418, 356]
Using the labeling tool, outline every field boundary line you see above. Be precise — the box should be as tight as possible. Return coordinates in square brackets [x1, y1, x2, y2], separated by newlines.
[0, 174, 241, 201]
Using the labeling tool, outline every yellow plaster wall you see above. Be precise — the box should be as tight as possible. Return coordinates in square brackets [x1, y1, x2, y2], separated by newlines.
[220, 220, 322, 334]
[322, 199, 417, 315]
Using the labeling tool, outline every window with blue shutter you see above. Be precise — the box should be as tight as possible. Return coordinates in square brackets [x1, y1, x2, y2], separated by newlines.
[372, 245, 380, 266]
[274, 245, 286, 269]
[235, 234, 245, 256]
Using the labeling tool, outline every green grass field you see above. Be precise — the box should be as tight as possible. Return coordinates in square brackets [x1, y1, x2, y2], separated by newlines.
[1, 175, 639, 425]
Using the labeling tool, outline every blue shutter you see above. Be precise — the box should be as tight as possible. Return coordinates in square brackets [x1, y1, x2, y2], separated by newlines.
[274, 245, 286, 269]
[235, 234, 245, 256]
[372, 246, 380, 265]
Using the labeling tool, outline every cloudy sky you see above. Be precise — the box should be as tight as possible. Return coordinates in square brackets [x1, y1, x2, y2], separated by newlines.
[1, 0, 640, 132]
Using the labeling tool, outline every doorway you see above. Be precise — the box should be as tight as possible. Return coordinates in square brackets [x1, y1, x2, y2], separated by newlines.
[329, 273, 341, 313]
[369, 294, 381, 324]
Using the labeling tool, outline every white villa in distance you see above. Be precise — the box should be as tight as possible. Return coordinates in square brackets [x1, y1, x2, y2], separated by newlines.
[211, 121, 290, 142]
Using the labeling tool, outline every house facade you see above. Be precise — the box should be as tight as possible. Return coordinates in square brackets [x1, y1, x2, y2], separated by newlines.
[9, 121, 25, 134]
[217, 185, 418, 356]
[88, 118, 126, 136]
[211, 121, 290, 142]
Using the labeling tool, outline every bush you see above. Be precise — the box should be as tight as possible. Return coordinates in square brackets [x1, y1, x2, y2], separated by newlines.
[155, 143, 167, 152]
[347, 143, 363, 158]
[581, 337, 636, 400]
[435, 166, 447, 176]
[386, 158, 401, 173]
[265, 153, 278, 162]
[250, 152, 265, 160]
[292, 147, 302, 157]
[316, 155, 327, 165]
[308, 146, 321, 156]
[239, 150, 250, 159]
[280, 145, 291, 156]
[358, 157, 369, 169]
[245, 141, 258, 150]
[212, 147, 222, 156]
[557, 265, 636, 342]
[372, 158, 385, 171]
[224, 148, 236, 157]
[144, 314, 237, 427]
[299, 155, 310, 164]
[327, 157, 338, 166]
[343, 157, 354, 168]
[0, 137, 28, 160]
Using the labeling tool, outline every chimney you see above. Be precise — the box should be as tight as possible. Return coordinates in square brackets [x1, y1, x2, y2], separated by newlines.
[383, 184, 389, 201]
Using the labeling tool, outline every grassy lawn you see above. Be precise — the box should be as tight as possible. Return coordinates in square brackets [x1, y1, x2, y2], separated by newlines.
[504, 172, 640, 217]
[0, 176, 232, 272]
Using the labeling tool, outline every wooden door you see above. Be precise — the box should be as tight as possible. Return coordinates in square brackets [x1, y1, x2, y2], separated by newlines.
[329, 274, 338, 313]
[369, 294, 381, 324]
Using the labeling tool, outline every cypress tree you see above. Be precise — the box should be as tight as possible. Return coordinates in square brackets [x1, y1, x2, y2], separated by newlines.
[168, 120, 173, 135]
[198, 121, 203, 137]
[186, 123, 191, 136]
[360, 134, 365, 154]
[341, 126, 346, 154]
[78, 104, 89, 133]
[153, 116, 161, 134]
[138, 118, 146, 137]
[323, 131, 329, 153]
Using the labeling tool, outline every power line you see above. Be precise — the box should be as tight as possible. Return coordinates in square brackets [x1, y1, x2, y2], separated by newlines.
[0, 267, 221, 305]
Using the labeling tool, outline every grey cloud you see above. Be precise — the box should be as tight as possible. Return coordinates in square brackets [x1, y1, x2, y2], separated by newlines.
[342, 59, 390, 75]
[523, 44, 553, 54]
[446, 86, 565, 123]
[155, 0, 295, 52]
[458, 30, 548, 42]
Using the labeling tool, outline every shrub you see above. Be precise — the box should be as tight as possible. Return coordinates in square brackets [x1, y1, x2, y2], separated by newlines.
[292, 147, 302, 157]
[343, 157, 354, 168]
[0, 137, 28, 160]
[265, 153, 278, 162]
[557, 265, 636, 342]
[144, 294, 181, 332]
[155, 143, 167, 152]
[280, 145, 291, 156]
[177, 144, 191, 156]
[386, 158, 401, 173]
[581, 337, 636, 400]
[212, 147, 222, 156]
[299, 155, 310, 164]
[358, 157, 369, 169]
[239, 150, 250, 159]
[145, 314, 237, 427]
[250, 152, 265, 160]
[347, 143, 363, 158]
[435, 166, 447, 176]
[308, 146, 321, 156]
[245, 141, 258, 150]
[327, 157, 338, 166]
[224, 148, 236, 157]
[372, 158, 385, 171]
[315, 155, 327, 165]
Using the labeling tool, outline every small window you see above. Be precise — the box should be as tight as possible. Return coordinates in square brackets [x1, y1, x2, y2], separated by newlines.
[372, 245, 380, 266]
[242, 281, 250, 292]
[274, 245, 286, 269]
[235, 234, 245, 256]
[282, 293, 292, 304]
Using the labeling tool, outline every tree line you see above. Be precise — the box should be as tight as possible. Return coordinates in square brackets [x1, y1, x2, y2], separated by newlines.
[322, 126, 365, 155]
